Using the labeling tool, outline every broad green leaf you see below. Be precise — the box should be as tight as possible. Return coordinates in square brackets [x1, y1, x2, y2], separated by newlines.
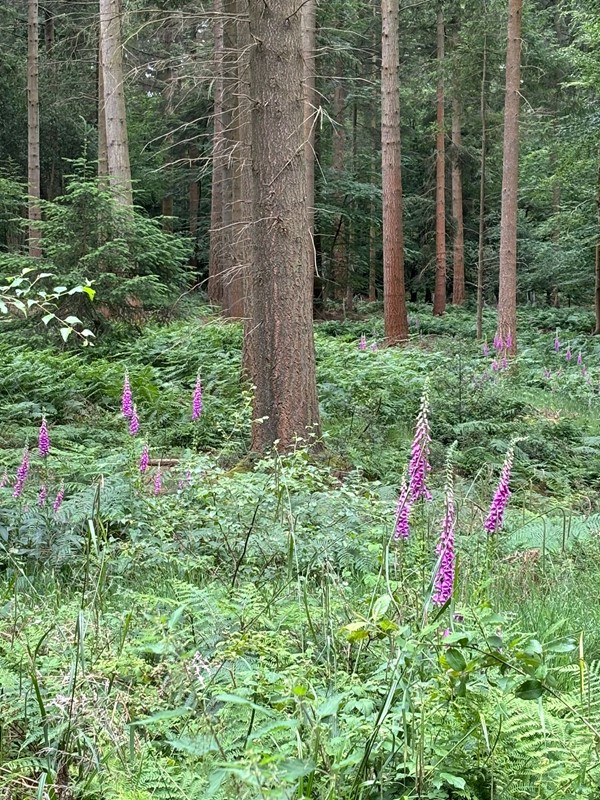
[444, 648, 467, 672]
[515, 679, 545, 700]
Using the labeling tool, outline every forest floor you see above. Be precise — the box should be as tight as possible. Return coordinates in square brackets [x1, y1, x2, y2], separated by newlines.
[2, 302, 600, 800]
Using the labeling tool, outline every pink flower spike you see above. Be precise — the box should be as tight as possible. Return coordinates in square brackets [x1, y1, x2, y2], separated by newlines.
[121, 372, 133, 418]
[484, 446, 514, 534]
[505, 331, 513, 351]
[129, 406, 139, 436]
[139, 442, 149, 474]
[153, 469, 162, 496]
[577, 352, 583, 365]
[192, 373, 203, 420]
[53, 483, 65, 514]
[38, 484, 47, 507]
[565, 347, 572, 362]
[38, 416, 50, 458]
[358, 334, 367, 351]
[394, 479, 412, 540]
[13, 447, 30, 498]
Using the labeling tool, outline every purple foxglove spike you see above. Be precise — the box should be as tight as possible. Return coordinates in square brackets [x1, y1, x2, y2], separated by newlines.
[505, 331, 513, 350]
[493, 334, 502, 351]
[13, 447, 30, 498]
[38, 484, 47, 507]
[491, 359, 499, 372]
[433, 464, 456, 607]
[565, 347, 572, 362]
[186, 469, 193, 486]
[52, 484, 65, 514]
[484, 447, 514, 533]
[358, 334, 367, 351]
[192, 373, 203, 420]
[121, 372, 133, 418]
[139, 442, 149, 474]
[501, 356, 508, 370]
[38, 416, 50, 458]
[129, 406, 139, 436]
[408, 389, 432, 503]
[577, 352, 583, 365]
[554, 334, 561, 352]
[154, 469, 162, 496]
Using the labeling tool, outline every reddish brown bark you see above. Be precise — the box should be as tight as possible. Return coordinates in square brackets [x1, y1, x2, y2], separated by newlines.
[381, 0, 409, 342]
[302, 0, 317, 281]
[451, 95, 465, 305]
[332, 80, 347, 301]
[28, 0, 41, 257]
[245, 0, 320, 451]
[476, 33, 487, 341]
[496, 0, 523, 354]
[433, 6, 446, 316]
[208, 0, 225, 304]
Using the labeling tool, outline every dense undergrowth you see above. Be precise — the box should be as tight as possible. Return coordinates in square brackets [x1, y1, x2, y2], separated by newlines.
[2, 302, 600, 799]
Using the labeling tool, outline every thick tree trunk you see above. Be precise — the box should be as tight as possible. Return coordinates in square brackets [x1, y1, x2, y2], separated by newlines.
[302, 0, 317, 282]
[476, 34, 488, 340]
[496, 0, 523, 354]
[99, 0, 132, 206]
[27, 0, 41, 257]
[451, 95, 465, 305]
[381, 0, 409, 343]
[332, 80, 347, 301]
[245, 0, 320, 451]
[208, 0, 225, 304]
[433, 6, 446, 316]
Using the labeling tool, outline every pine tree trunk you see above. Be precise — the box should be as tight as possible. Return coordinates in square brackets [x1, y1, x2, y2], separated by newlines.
[332, 79, 347, 301]
[496, 0, 523, 354]
[161, 20, 175, 233]
[451, 95, 465, 305]
[188, 143, 199, 266]
[245, 0, 320, 451]
[27, 0, 41, 257]
[476, 34, 487, 341]
[208, 0, 225, 305]
[381, 0, 409, 343]
[220, 0, 237, 316]
[99, 0, 132, 206]
[302, 0, 317, 282]
[98, 38, 109, 182]
[433, 6, 446, 316]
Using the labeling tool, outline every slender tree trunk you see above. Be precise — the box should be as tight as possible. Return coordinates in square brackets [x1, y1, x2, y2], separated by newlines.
[451, 95, 465, 304]
[208, 0, 225, 304]
[98, 39, 109, 182]
[161, 20, 175, 232]
[27, 0, 41, 257]
[496, 0, 523, 354]
[369, 44, 378, 303]
[381, 0, 409, 343]
[433, 6, 446, 316]
[302, 0, 317, 282]
[332, 79, 347, 301]
[188, 143, 199, 266]
[476, 33, 487, 340]
[245, 0, 320, 451]
[99, 0, 132, 206]
[220, 0, 237, 315]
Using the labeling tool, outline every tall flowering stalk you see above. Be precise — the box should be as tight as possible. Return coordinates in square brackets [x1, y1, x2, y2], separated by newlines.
[394, 478, 411, 540]
[38, 416, 50, 458]
[432, 445, 457, 606]
[139, 442, 149, 474]
[121, 372, 133, 418]
[13, 447, 30, 498]
[565, 347, 572, 362]
[153, 468, 162, 496]
[409, 387, 432, 503]
[38, 484, 48, 507]
[484, 444, 515, 533]
[129, 406, 140, 436]
[554, 333, 561, 352]
[358, 334, 367, 351]
[53, 483, 65, 514]
[192, 372, 203, 420]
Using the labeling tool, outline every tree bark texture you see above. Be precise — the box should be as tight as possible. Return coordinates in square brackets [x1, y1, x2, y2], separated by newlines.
[220, 0, 237, 316]
[99, 0, 133, 206]
[302, 0, 317, 282]
[496, 0, 523, 354]
[451, 95, 465, 305]
[381, 0, 409, 343]
[245, 0, 320, 451]
[98, 38, 109, 182]
[28, 0, 41, 257]
[433, 6, 446, 316]
[161, 19, 175, 232]
[208, 0, 225, 304]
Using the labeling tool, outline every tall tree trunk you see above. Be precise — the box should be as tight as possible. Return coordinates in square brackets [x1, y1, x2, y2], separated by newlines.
[161, 20, 175, 232]
[381, 0, 409, 343]
[220, 0, 237, 316]
[496, 0, 523, 354]
[98, 38, 109, 182]
[245, 0, 320, 451]
[188, 143, 199, 266]
[369, 43, 378, 303]
[226, 0, 251, 319]
[208, 0, 225, 304]
[27, 0, 41, 257]
[99, 0, 132, 206]
[302, 0, 317, 283]
[451, 95, 465, 304]
[433, 6, 446, 316]
[332, 79, 347, 301]
[476, 33, 488, 340]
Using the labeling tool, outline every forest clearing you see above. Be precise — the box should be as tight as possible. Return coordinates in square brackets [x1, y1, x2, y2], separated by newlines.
[2, 0, 600, 798]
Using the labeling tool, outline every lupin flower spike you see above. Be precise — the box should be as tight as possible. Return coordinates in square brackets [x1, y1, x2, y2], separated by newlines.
[192, 372, 203, 421]
[38, 416, 50, 458]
